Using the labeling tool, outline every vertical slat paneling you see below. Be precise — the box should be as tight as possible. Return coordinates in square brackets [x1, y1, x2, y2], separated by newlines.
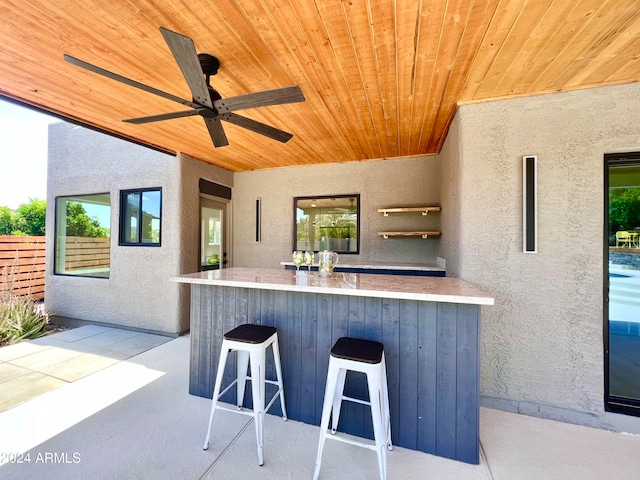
[456, 304, 480, 463]
[211, 285, 225, 397]
[189, 284, 202, 397]
[260, 289, 280, 414]
[417, 301, 438, 453]
[381, 298, 400, 446]
[274, 290, 290, 416]
[436, 302, 457, 459]
[300, 292, 318, 424]
[398, 300, 419, 449]
[188, 285, 481, 464]
[363, 296, 383, 439]
[315, 294, 333, 424]
[331, 294, 350, 432]
[220, 286, 237, 404]
[287, 291, 302, 421]
[198, 283, 213, 398]
[346, 295, 367, 438]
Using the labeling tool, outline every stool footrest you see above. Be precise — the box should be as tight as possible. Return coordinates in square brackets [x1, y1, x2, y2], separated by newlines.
[341, 394, 371, 407]
[264, 388, 284, 414]
[214, 403, 256, 417]
[216, 379, 239, 400]
[323, 431, 377, 452]
[216, 378, 280, 401]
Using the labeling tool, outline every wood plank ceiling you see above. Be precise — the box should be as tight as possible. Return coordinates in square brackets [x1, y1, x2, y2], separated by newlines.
[0, 0, 638, 172]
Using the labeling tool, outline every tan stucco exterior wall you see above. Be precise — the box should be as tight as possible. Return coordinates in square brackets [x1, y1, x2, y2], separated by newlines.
[231, 156, 441, 268]
[439, 82, 640, 431]
[45, 124, 232, 334]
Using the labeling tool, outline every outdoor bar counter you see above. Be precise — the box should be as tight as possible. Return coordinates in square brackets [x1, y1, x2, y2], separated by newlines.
[171, 267, 494, 464]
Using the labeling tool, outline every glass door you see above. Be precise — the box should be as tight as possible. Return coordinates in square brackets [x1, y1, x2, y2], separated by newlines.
[200, 198, 227, 271]
[606, 153, 640, 415]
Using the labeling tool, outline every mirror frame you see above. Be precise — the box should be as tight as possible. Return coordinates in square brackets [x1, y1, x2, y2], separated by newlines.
[293, 194, 360, 254]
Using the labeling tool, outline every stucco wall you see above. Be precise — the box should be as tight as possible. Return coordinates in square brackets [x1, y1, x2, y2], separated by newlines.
[175, 152, 233, 331]
[45, 124, 233, 334]
[232, 156, 440, 268]
[441, 82, 640, 431]
[438, 113, 462, 276]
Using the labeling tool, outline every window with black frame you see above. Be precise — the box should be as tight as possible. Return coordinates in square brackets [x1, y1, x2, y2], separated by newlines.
[294, 194, 359, 254]
[54, 193, 111, 278]
[119, 188, 162, 246]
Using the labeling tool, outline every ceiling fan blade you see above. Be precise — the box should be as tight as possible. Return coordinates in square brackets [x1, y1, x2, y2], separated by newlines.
[203, 117, 229, 148]
[215, 86, 305, 113]
[123, 110, 199, 124]
[221, 113, 293, 143]
[159, 27, 213, 108]
[63, 54, 201, 110]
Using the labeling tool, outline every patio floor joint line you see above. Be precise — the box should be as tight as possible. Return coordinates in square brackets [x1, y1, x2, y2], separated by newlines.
[479, 439, 495, 480]
[198, 418, 254, 480]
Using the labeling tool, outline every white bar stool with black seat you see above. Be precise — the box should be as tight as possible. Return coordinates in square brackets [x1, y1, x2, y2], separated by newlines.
[203, 324, 287, 466]
[313, 337, 392, 480]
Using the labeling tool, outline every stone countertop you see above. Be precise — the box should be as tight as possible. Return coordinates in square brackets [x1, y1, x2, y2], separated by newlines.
[279, 261, 445, 271]
[171, 267, 493, 306]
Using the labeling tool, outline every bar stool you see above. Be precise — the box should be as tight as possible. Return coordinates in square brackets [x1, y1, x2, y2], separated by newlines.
[203, 324, 287, 466]
[313, 337, 392, 480]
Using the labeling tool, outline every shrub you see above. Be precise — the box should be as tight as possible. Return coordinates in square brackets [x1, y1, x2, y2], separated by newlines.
[0, 294, 49, 344]
[0, 262, 49, 345]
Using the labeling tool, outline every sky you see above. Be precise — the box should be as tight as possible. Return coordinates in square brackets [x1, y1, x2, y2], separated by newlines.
[0, 97, 58, 209]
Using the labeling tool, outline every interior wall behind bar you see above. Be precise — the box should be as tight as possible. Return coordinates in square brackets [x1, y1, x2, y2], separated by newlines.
[232, 156, 440, 269]
[439, 81, 640, 433]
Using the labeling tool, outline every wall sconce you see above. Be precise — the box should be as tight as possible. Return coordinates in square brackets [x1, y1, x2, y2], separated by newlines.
[255, 197, 261, 243]
[523, 155, 537, 253]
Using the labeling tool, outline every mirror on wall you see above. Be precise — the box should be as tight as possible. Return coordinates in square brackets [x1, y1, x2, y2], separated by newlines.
[294, 194, 360, 254]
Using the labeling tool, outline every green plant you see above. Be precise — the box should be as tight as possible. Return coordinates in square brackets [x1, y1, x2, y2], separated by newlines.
[0, 294, 49, 344]
[0, 263, 49, 345]
[609, 187, 640, 243]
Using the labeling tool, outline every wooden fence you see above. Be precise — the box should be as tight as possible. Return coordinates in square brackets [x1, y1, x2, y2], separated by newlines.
[0, 235, 46, 300]
[0, 236, 111, 300]
[60, 236, 110, 273]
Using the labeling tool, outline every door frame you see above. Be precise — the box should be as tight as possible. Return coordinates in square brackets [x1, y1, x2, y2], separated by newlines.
[604, 152, 640, 416]
[199, 194, 231, 270]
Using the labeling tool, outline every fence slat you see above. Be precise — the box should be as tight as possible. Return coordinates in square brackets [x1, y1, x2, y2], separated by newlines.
[59, 236, 110, 272]
[0, 235, 46, 300]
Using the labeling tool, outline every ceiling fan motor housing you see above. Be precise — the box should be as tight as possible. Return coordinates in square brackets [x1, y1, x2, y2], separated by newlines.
[198, 53, 220, 76]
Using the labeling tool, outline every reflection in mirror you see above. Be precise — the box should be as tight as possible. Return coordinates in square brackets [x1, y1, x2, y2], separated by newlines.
[294, 194, 359, 253]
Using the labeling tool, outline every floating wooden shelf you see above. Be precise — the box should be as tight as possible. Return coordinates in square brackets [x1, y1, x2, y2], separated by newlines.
[377, 206, 441, 216]
[378, 231, 441, 239]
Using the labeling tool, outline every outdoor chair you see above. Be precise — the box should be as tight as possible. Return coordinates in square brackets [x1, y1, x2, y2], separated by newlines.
[616, 231, 632, 248]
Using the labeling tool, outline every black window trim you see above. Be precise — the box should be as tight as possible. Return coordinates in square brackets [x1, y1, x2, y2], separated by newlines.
[118, 187, 163, 247]
[292, 193, 361, 254]
[604, 151, 640, 418]
[53, 192, 111, 279]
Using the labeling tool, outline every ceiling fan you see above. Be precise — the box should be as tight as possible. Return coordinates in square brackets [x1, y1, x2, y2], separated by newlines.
[63, 27, 305, 148]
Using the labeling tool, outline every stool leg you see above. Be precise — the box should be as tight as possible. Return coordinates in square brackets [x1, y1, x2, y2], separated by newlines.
[331, 367, 347, 434]
[271, 336, 288, 421]
[236, 350, 250, 409]
[381, 356, 392, 451]
[367, 369, 387, 480]
[203, 345, 230, 450]
[249, 349, 266, 466]
[313, 359, 340, 480]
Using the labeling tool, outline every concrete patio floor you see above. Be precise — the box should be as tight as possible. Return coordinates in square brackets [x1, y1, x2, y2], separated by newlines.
[0, 325, 172, 413]
[1, 330, 640, 479]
